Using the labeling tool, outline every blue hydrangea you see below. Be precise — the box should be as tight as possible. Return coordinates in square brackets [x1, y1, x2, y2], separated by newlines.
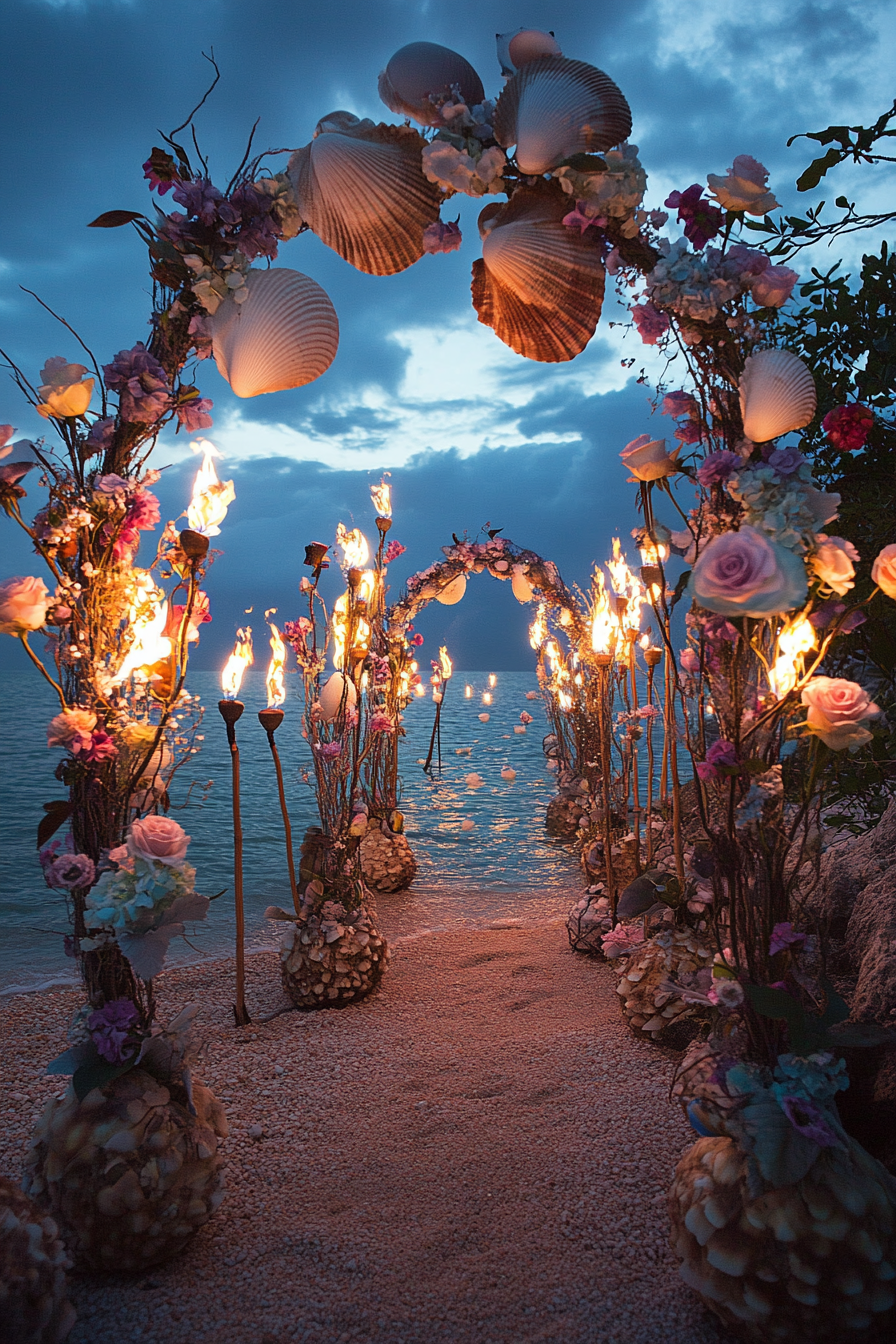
[86, 857, 196, 934]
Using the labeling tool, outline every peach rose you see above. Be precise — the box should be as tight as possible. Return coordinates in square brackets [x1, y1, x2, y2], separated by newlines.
[872, 544, 896, 600]
[801, 676, 880, 751]
[620, 435, 680, 482]
[0, 575, 50, 634]
[812, 535, 859, 596]
[36, 357, 94, 420]
[128, 815, 190, 866]
[47, 707, 97, 749]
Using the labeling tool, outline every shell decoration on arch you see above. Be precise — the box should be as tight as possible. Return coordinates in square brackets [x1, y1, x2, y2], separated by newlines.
[378, 41, 485, 126]
[739, 348, 817, 443]
[287, 112, 442, 276]
[471, 182, 606, 362]
[210, 268, 339, 398]
[492, 55, 632, 176]
[496, 28, 563, 78]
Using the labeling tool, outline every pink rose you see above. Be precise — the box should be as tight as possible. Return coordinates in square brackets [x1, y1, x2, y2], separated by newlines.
[822, 404, 874, 453]
[620, 435, 680, 482]
[128, 815, 190, 866]
[0, 575, 50, 634]
[812, 535, 858, 596]
[872, 544, 896, 600]
[689, 525, 807, 618]
[47, 707, 97, 750]
[750, 265, 798, 308]
[801, 676, 880, 751]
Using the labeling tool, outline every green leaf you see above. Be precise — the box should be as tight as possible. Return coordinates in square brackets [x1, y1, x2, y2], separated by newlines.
[617, 875, 662, 918]
[88, 209, 145, 229]
[819, 977, 850, 1028]
[796, 148, 843, 192]
[669, 569, 691, 612]
[73, 1057, 135, 1101]
[37, 800, 73, 850]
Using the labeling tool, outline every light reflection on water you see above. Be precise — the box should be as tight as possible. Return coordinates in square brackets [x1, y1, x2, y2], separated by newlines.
[0, 670, 582, 992]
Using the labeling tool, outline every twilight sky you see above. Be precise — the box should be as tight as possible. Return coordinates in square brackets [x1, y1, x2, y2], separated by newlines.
[2, 0, 894, 670]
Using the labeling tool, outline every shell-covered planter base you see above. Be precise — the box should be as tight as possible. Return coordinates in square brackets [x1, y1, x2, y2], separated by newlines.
[0, 1175, 75, 1343]
[545, 793, 585, 837]
[614, 927, 714, 1040]
[23, 1068, 227, 1273]
[359, 827, 417, 893]
[279, 904, 389, 1008]
[566, 889, 612, 954]
[669, 1134, 896, 1343]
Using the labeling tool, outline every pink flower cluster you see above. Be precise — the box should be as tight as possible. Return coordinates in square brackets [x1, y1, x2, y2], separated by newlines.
[696, 739, 740, 782]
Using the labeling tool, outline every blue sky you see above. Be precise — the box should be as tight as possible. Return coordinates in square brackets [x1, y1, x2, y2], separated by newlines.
[2, 0, 894, 669]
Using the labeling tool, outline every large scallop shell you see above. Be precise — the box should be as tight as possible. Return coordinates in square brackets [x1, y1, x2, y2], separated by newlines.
[471, 183, 605, 362]
[210, 268, 338, 398]
[288, 114, 441, 276]
[496, 28, 562, 77]
[378, 42, 485, 125]
[493, 56, 632, 175]
[739, 348, 816, 442]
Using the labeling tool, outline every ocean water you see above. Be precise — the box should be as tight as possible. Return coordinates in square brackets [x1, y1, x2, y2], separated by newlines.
[0, 670, 582, 993]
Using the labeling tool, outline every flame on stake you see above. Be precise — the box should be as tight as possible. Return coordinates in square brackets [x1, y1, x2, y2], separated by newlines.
[113, 570, 171, 683]
[770, 615, 816, 698]
[370, 481, 392, 518]
[439, 647, 453, 681]
[607, 538, 644, 635]
[529, 602, 548, 651]
[266, 619, 287, 708]
[335, 523, 370, 570]
[590, 569, 616, 655]
[222, 627, 253, 699]
[187, 439, 235, 536]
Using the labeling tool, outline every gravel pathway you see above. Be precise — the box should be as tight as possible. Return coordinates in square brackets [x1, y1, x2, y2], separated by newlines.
[1, 915, 721, 1344]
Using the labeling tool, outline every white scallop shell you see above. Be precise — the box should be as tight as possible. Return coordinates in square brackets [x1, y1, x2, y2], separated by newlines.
[471, 183, 605, 363]
[511, 565, 536, 603]
[210, 269, 338, 398]
[378, 42, 485, 125]
[493, 56, 632, 175]
[288, 114, 441, 276]
[497, 28, 562, 77]
[739, 348, 817, 443]
[319, 672, 357, 723]
[436, 574, 467, 605]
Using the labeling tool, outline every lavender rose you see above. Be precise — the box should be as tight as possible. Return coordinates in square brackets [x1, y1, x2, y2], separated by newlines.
[127, 815, 190, 866]
[689, 525, 807, 618]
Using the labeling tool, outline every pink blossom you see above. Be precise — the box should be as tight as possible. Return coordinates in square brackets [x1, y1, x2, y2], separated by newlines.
[663, 391, 699, 419]
[48, 708, 97, 751]
[422, 219, 463, 254]
[631, 302, 670, 345]
[314, 740, 342, 760]
[411, 634, 424, 646]
[725, 244, 770, 276]
[520, 711, 533, 724]
[128, 815, 189, 865]
[46, 852, 96, 890]
[822, 404, 874, 452]
[77, 728, 118, 764]
[0, 575, 50, 634]
[695, 739, 740, 781]
[664, 184, 723, 249]
[750, 264, 798, 308]
[125, 488, 161, 531]
[369, 711, 395, 734]
[384, 540, 406, 563]
[801, 676, 880, 751]
[562, 203, 601, 235]
[680, 647, 700, 674]
[176, 396, 214, 433]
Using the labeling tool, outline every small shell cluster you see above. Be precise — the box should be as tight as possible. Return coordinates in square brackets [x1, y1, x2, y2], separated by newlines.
[669, 1134, 896, 1342]
[22, 1070, 227, 1273]
[566, 889, 612, 954]
[0, 1175, 75, 1344]
[359, 827, 417, 894]
[614, 927, 714, 1040]
[279, 905, 388, 1009]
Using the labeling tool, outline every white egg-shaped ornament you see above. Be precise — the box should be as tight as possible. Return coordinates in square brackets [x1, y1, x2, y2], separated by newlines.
[739, 348, 817, 443]
[511, 564, 536, 603]
[288, 112, 441, 275]
[318, 672, 357, 723]
[378, 42, 485, 125]
[210, 268, 338, 398]
[493, 56, 632, 176]
[497, 28, 562, 77]
[436, 573, 467, 605]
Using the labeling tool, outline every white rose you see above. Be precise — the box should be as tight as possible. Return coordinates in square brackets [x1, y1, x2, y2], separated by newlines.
[812, 535, 859, 596]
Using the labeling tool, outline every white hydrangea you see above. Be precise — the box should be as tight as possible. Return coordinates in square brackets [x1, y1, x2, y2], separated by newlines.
[422, 141, 507, 197]
[554, 144, 647, 236]
[182, 251, 250, 314]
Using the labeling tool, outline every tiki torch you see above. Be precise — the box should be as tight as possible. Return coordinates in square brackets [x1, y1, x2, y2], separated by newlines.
[590, 574, 618, 918]
[258, 619, 301, 916]
[219, 626, 253, 1027]
[424, 645, 452, 772]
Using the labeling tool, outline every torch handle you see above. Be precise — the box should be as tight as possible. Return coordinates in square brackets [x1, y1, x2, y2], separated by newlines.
[229, 735, 250, 1026]
[267, 733, 301, 916]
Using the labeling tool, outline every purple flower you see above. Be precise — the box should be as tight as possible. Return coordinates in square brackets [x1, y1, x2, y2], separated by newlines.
[176, 396, 214, 433]
[172, 178, 227, 228]
[703, 615, 740, 647]
[143, 151, 180, 196]
[88, 999, 140, 1065]
[726, 243, 770, 276]
[767, 446, 806, 476]
[46, 852, 95, 890]
[696, 739, 740, 782]
[697, 450, 741, 487]
[778, 1095, 842, 1149]
[631, 302, 670, 345]
[422, 219, 463, 254]
[85, 417, 116, 455]
[102, 344, 172, 425]
[73, 728, 118, 764]
[369, 711, 395, 734]
[562, 203, 601, 236]
[662, 391, 699, 419]
[769, 921, 807, 956]
[680, 647, 700, 674]
[674, 421, 705, 445]
[188, 313, 213, 361]
[664, 184, 723, 250]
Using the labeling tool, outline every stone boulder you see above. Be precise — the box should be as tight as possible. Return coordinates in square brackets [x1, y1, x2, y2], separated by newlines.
[846, 868, 896, 1023]
[807, 799, 896, 936]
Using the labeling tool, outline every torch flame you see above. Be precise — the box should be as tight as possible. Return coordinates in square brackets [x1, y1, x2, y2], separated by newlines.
[187, 439, 235, 537]
[769, 615, 816, 698]
[606, 538, 644, 633]
[590, 569, 616, 655]
[370, 481, 392, 519]
[439, 646, 453, 681]
[529, 602, 548, 651]
[113, 570, 171, 683]
[266, 621, 287, 708]
[222, 627, 253, 699]
[335, 522, 370, 570]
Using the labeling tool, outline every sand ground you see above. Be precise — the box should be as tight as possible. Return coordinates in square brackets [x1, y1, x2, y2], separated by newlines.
[0, 914, 722, 1344]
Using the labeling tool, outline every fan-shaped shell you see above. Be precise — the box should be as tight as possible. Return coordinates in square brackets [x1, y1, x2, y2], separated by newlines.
[471, 183, 605, 362]
[288, 115, 441, 276]
[436, 574, 466, 605]
[210, 269, 338, 398]
[493, 56, 632, 175]
[378, 42, 485, 125]
[739, 348, 816, 443]
[319, 672, 357, 722]
[497, 28, 562, 77]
